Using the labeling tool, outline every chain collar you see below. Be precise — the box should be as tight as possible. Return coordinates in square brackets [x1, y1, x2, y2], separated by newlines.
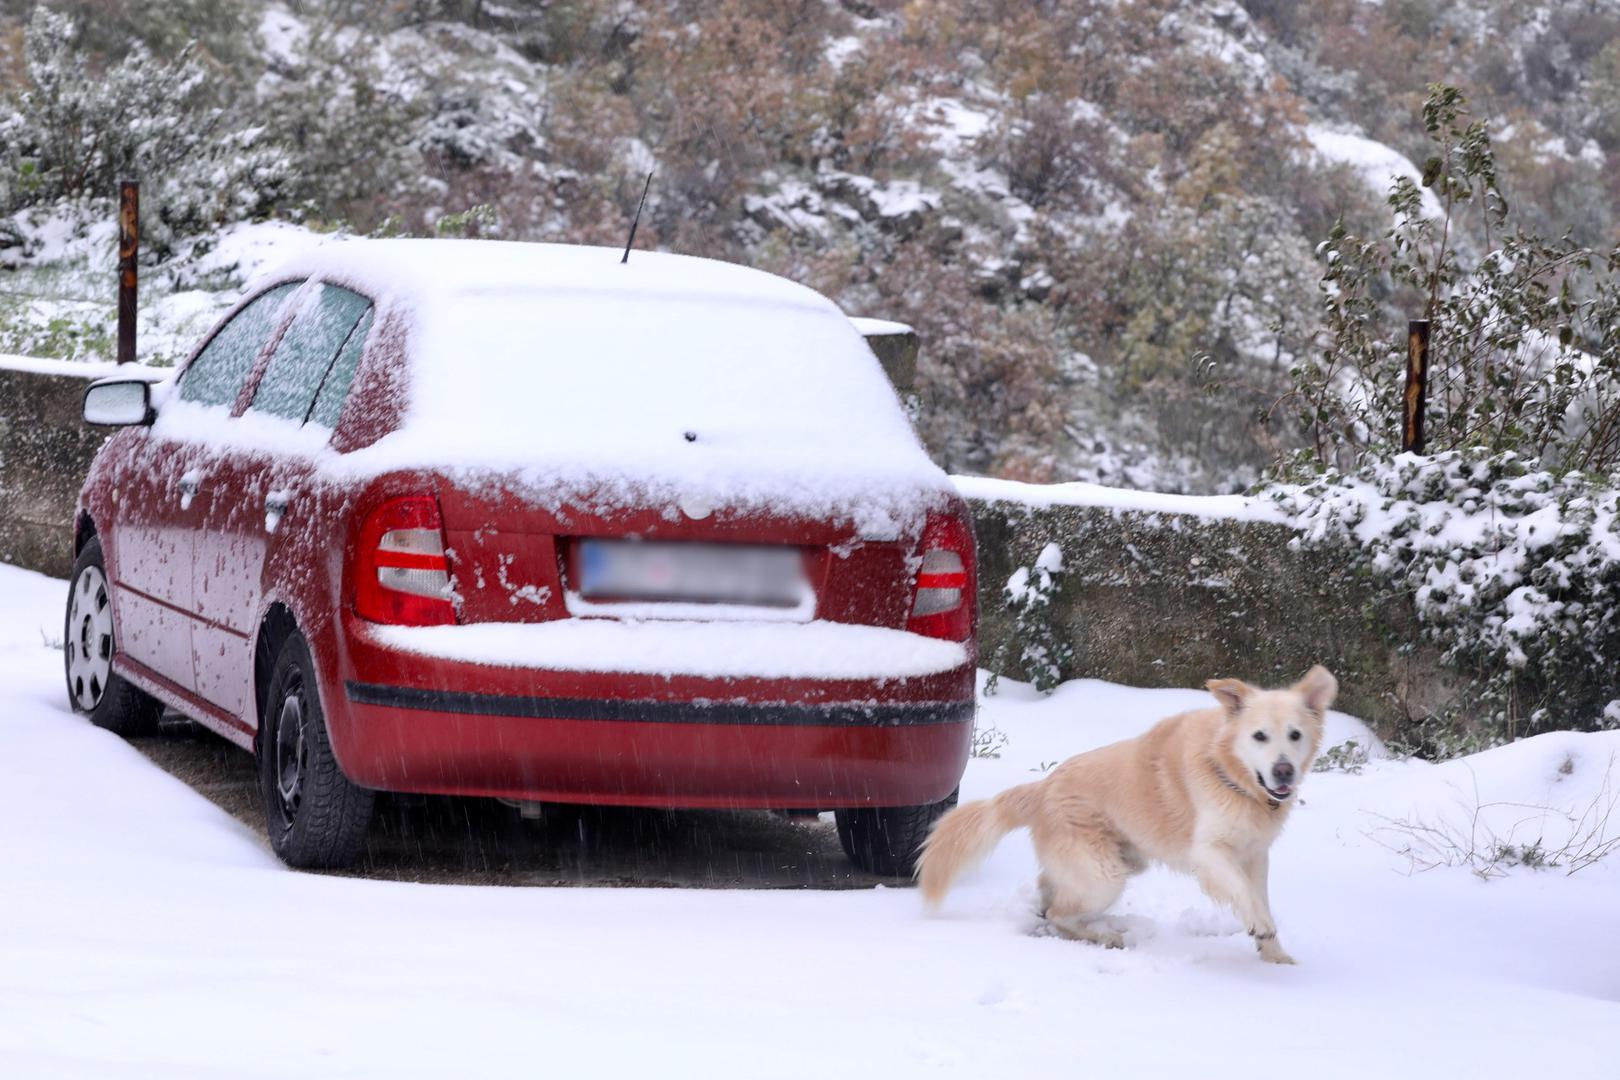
[1208, 758, 1280, 811]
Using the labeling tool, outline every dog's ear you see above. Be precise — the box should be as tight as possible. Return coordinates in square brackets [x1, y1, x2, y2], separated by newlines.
[1293, 665, 1338, 716]
[1205, 678, 1254, 716]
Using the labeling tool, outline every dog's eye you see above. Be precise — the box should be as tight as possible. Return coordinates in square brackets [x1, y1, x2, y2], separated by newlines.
[1289, 730, 1302, 742]
[1252, 731, 1269, 743]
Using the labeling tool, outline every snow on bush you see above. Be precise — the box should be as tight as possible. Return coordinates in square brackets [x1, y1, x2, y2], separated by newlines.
[1271, 450, 1620, 753]
[0, 9, 291, 257]
[0, 10, 300, 366]
[1292, 86, 1620, 476]
[1266, 85, 1620, 755]
[992, 541, 1073, 695]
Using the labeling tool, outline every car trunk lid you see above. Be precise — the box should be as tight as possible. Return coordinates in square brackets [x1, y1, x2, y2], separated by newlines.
[438, 484, 921, 630]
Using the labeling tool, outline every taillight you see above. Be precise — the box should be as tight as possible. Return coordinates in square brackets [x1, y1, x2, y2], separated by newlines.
[353, 495, 456, 626]
[907, 512, 976, 641]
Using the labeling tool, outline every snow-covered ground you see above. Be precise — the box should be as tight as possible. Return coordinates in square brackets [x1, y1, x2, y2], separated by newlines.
[1, 560, 1616, 1077]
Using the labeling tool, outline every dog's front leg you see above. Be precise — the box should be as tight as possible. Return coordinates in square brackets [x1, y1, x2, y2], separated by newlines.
[1193, 846, 1294, 964]
[1239, 849, 1294, 965]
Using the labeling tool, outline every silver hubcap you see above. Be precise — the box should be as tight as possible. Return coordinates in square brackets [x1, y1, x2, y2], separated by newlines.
[275, 690, 307, 820]
[66, 565, 115, 711]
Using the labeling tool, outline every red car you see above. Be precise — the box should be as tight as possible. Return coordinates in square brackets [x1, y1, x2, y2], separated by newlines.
[68, 240, 976, 874]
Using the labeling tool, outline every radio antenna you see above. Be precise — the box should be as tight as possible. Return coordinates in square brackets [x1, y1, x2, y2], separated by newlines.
[621, 171, 653, 264]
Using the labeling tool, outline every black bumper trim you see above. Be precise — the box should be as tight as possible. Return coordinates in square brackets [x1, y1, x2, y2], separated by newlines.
[345, 682, 975, 728]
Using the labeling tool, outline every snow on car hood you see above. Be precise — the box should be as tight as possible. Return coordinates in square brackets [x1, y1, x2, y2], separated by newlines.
[263, 240, 953, 536]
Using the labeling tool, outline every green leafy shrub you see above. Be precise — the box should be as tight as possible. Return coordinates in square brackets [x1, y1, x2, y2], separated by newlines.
[995, 542, 1074, 695]
[1312, 739, 1371, 774]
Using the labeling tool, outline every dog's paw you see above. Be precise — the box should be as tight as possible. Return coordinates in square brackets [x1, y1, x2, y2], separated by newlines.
[1094, 929, 1127, 951]
[1257, 940, 1296, 965]
[1047, 918, 1126, 950]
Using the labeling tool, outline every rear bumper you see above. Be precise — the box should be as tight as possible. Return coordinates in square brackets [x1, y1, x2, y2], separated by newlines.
[327, 619, 975, 808]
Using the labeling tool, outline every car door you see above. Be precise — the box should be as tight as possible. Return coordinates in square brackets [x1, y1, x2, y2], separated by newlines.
[111, 282, 300, 695]
[190, 283, 374, 720]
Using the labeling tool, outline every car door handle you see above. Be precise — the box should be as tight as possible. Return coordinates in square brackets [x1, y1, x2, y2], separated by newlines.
[264, 490, 293, 533]
[178, 470, 203, 510]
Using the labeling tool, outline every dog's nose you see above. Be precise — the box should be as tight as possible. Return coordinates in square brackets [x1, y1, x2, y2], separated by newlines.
[1272, 760, 1296, 785]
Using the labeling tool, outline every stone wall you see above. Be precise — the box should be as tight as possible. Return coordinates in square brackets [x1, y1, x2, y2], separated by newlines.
[0, 359, 1446, 737]
[0, 357, 157, 579]
[964, 483, 1455, 740]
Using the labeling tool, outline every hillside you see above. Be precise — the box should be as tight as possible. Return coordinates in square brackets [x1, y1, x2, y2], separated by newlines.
[3, 0, 1618, 492]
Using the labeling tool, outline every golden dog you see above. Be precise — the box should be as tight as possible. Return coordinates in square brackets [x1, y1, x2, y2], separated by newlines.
[918, 667, 1337, 964]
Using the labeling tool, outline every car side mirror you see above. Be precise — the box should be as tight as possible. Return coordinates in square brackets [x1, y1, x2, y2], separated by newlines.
[83, 378, 156, 427]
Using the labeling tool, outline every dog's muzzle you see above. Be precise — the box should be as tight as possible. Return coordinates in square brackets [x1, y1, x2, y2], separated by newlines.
[1260, 759, 1296, 800]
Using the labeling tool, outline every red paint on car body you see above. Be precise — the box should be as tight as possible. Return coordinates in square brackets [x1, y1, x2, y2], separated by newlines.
[76, 259, 977, 819]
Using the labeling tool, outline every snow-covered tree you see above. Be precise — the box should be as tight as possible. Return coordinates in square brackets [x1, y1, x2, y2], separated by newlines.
[0, 8, 291, 256]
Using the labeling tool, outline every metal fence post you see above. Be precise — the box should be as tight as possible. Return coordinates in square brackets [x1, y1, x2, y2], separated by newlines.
[1404, 318, 1429, 454]
[117, 180, 138, 365]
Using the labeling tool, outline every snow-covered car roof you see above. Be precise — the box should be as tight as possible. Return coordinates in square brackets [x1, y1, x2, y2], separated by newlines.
[258, 239, 952, 535]
[260, 237, 838, 306]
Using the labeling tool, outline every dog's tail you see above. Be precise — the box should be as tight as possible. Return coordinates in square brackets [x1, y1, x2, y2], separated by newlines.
[916, 781, 1042, 908]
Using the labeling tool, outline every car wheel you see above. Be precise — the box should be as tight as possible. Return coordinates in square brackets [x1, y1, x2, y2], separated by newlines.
[259, 630, 374, 869]
[64, 535, 163, 736]
[835, 789, 959, 878]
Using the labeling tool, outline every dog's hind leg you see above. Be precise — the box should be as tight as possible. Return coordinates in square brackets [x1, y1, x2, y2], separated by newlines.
[1046, 910, 1126, 949]
[1042, 875, 1128, 948]
[1033, 832, 1131, 950]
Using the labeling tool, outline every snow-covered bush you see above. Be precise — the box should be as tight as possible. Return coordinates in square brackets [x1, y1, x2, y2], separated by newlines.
[1272, 451, 1620, 754]
[0, 304, 111, 363]
[252, 7, 435, 233]
[993, 542, 1074, 695]
[1266, 85, 1620, 755]
[1293, 85, 1620, 474]
[1312, 739, 1370, 774]
[0, 9, 291, 256]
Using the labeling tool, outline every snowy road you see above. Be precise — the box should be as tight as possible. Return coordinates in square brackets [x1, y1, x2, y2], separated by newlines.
[2, 561, 1616, 1078]
[123, 722, 885, 890]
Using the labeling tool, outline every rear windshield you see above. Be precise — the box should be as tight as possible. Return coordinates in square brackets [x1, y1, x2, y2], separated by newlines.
[386, 288, 928, 488]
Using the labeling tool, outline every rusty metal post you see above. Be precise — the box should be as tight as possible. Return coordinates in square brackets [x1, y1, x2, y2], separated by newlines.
[1404, 318, 1430, 454]
[117, 180, 138, 365]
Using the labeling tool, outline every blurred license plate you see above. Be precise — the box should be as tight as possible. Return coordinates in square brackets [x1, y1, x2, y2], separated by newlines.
[577, 540, 807, 607]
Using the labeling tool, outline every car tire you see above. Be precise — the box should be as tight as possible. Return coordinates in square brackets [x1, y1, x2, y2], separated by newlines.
[64, 535, 164, 736]
[835, 789, 959, 878]
[259, 630, 374, 869]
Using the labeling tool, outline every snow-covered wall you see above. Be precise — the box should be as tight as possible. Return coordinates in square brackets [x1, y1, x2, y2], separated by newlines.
[959, 477, 1453, 736]
[0, 356, 151, 576]
[0, 359, 1443, 736]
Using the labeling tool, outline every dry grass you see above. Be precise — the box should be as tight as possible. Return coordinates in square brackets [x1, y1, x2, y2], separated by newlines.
[1365, 755, 1620, 880]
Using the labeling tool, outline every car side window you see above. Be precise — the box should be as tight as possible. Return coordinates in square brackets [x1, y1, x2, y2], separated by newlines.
[177, 283, 300, 407]
[307, 307, 374, 429]
[249, 283, 373, 424]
